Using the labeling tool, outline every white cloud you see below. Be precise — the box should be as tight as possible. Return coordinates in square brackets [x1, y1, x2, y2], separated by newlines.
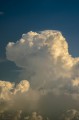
[1, 30, 79, 116]
[0, 80, 40, 113]
[0, 80, 30, 100]
[0, 80, 14, 100]
[14, 80, 30, 94]
[6, 30, 79, 97]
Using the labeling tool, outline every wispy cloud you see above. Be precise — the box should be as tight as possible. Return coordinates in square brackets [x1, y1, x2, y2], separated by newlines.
[0, 11, 4, 15]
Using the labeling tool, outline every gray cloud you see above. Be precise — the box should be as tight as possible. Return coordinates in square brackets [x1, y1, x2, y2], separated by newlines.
[24, 112, 44, 120]
[60, 109, 79, 120]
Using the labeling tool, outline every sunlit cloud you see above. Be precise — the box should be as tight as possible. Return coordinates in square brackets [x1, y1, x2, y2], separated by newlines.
[6, 30, 79, 97]
[1, 30, 79, 119]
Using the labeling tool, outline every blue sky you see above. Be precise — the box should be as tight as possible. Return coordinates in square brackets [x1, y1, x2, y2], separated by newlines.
[0, 0, 79, 57]
[1, 1, 79, 117]
[0, 0, 79, 81]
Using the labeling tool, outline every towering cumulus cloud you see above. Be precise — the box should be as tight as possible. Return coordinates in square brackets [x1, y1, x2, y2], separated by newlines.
[6, 30, 79, 96]
[1, 30, 79, 119]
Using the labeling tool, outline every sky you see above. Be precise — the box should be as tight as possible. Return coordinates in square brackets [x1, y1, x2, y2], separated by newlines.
[0, 0, 79, 57]
[1, 0, 79, 119]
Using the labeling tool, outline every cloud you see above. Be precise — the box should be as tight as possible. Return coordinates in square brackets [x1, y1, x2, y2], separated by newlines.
[0, 79, 41, 113]
[60, 109, 79, 120]
[0, 30, 79, 118]
[0, 80, 30, 100]
[0, 80, 14, 100]
[6, 30, 79, 97]
[0, 110, 48, 120]
[0, 11, 4, 15]
[24, 112, 44, 120]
